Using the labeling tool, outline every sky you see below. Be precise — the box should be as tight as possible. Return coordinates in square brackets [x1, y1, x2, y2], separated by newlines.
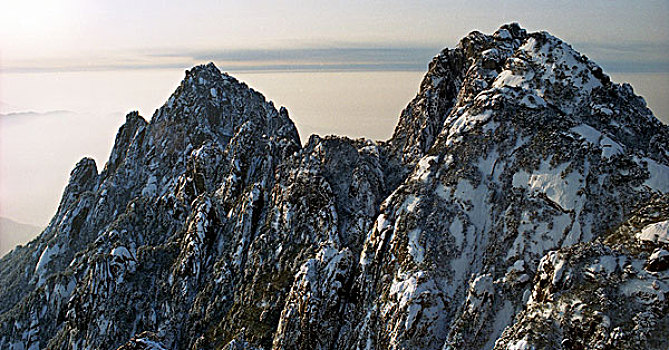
[1, 0, 667, 73]
[0, 0, 668, 234]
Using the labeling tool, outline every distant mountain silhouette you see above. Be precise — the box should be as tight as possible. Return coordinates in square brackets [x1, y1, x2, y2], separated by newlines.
[0, 217, 41, 257]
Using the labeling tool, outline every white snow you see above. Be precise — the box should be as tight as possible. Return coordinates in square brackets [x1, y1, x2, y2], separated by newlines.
[467, 274, 493, 312]
[600, 136, 624, 158]
[592, 104, 614, 116]
[453, 179, 490, 232]
[445, 179, 491, 295]
[570, 124, 625, 159]
[641, 158, 669, 193]
[375, 214, 391, 233]
[449, 247, 472, 296]
[492, 35, 603, 115]
[476, 151, 499, 179]
[482, 120, 499, 133]
[518, 91, 547, 109]
[50, 278, 76, 304]
[414, 155, 438, 183]
[508, 259, 525, 274]
[508, 337, 532, 350]
[508, 210, 571, 259]
[600, 107, 613, 115]
[389, 272, 422, 310]
[493, 70, 529, 89]
[481, 48, 499, 58]
[621, 277, 667, 303]
[551, 257, 566, 286]
[485, 300, 515, 349]
[570, 124, 601, 145]
[534, 251, 567, 290]
[402, 195, 420, 213]
[598, 255, 619, 275]
[386, 271, 445, 334]
[638, 220, 669, 244]
[586, 255, 619, 276]
[649, 248, 668, 261]
[449, 217, 464, 247]
[562, 216, 584, 248]
[97, 315, 111, 335]
[512, 159, 582, 211]
[34, 244, 60, 286]
[111, 246, 133, 260]
[9, 342, 26, 350]
[435, 183, 449, 199]
[407, 228, 424, 263]
[135, 339, 167, 350]
[447, 109, 493, 138]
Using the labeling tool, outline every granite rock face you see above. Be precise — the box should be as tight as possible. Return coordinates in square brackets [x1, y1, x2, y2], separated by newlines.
[1, 24, 667, 350]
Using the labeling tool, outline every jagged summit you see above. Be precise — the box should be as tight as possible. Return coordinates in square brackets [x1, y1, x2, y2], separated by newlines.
[151, 61, 299, 145]
[1, 24, 668, 350]
[389, 22, 664, 168]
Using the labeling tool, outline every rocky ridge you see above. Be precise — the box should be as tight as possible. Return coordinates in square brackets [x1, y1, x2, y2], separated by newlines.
[0, 23, 667, 350]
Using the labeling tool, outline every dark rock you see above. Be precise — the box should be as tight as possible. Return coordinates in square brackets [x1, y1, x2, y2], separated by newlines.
[1, 24, 668, 350]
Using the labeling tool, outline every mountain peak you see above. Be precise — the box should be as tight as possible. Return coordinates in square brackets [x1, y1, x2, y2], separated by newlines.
[388, 22, 664, 167]
[188, 61, 222, 75]
[150, 61, 299, 148]
[1, 26, 668, 350]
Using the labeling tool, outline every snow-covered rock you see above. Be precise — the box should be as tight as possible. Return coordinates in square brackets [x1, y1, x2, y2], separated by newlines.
[0, 24, 667, 350]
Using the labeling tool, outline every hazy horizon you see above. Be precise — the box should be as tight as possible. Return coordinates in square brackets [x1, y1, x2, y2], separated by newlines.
[2, 67, 667, 229]
[2, 1, 667, 73]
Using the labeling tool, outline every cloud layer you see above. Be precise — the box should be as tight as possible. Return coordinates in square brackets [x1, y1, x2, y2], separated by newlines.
[4, 37, 668, 74]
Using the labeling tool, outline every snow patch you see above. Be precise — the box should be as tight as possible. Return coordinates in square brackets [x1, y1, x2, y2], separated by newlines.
[449, 217, 464, 247]
[519, 91, 547, 109]
[570, 124, 601, 144]
[493, 70, 529, 89]
[34, 244, 60, 286]
[111, 246, 134, 260]
[401, 195, 421, 213]
[376, 214, 391, 233]
[586, 255, 619, 276]
[448, 109, 493, 138]
[621, 277, 667, 303]
[571, 124, 625, 159]
[467, 274, 493, 312]
[435, 183, 449, 199]
[509, 338, 534, 350]
[641, 158, 669, 193]
[600, 136, 624, 158]
[414, 155, 438, 183]
[638, 220, 669, 244]
[386, 271, 445, 334]
[512, 160, 582, 210]
[486, 300, 515, 349]
[407, 229, 424, 263]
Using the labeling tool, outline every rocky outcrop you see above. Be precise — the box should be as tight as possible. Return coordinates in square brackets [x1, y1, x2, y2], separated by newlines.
[341, 23, 668, 350]
[0, 24, 667, 350]
[495, 195, 669, 350]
